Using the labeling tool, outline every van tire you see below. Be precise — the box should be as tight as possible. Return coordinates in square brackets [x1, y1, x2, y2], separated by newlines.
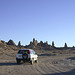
[17, 59, 21, 64]
[35, 60, 38, 63]
[30, 60, 34, 65]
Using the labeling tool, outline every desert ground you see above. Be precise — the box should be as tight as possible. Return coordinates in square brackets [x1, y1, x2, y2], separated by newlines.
[0, 49, 75, 75]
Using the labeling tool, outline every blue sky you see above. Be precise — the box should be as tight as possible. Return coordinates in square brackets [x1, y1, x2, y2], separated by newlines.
[0, 0, 75, 47]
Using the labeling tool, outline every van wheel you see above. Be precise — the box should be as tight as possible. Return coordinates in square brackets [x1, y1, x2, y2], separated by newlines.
[30, 60, 34, 65]
[23, 60, 26, 63]
[35, 60, 38, 63]
[17, 59, 21, 64]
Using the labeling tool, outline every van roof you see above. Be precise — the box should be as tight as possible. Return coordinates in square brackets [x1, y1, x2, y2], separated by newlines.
[19, 49, 33, 51]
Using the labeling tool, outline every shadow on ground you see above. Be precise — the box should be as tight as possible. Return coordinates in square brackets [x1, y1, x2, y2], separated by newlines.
[0, 61, 32, 66]
[43, 69, 75, 75]
[39, 53, 56, 56]
[0, 62, 19, 66]
[67, 57, 75, 60]
[39, 54, 51, 56]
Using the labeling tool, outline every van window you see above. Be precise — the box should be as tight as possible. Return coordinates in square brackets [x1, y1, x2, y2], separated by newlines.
[18, 50, 29, 54]
[31, 50, 35, 54]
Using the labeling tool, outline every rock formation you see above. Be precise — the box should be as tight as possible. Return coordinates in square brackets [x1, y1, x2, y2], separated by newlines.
[52, 41, 55, 48]
[0, 40, 1, 43]
[18, 41, 21, 48]
[33, 38, 38, 46]
[7, 40, 16, 46]
[0, 39, 75, 51]
[1, 40, 7, 45]
[64, 43, 68, 48]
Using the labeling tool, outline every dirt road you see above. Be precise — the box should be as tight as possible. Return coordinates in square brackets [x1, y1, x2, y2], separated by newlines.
[0, 50, 75, 75]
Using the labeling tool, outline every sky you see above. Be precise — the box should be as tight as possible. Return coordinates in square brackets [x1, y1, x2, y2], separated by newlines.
[0, 0, 75, 47]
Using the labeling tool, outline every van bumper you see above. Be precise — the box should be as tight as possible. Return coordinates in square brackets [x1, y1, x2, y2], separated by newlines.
[16, 58, 31, 61]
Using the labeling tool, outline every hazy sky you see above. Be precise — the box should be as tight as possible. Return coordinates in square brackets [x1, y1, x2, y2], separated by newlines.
[0, 0, 75, 47]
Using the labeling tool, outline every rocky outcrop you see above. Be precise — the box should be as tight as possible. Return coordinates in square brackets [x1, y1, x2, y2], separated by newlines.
[0, 40, 1, 43]
[1, 40, 7, 45]
[64, 43, 68, 48]
[38, 41, 43, 46]
[0, 40, 7, 45]
[0, 39, 75, 51]
[7, 40, 16, 46]
[25, 38, 38, 49]
[18, 41, 21, 47]
[24, 38, 52, 50]
[52, 41, 55, 48]
[33, 38, 38, 46]
[37, 41, 51, 50]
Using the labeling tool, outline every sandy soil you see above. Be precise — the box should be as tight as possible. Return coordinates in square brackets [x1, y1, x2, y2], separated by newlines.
[0, 49, 75, 75]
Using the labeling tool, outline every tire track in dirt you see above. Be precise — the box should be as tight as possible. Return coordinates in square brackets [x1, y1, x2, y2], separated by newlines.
[46, 62, 64, 75]
[37, 56, 65, 75]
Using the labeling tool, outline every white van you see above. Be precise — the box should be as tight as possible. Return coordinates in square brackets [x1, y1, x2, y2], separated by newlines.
[16, 49, 38, 64]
